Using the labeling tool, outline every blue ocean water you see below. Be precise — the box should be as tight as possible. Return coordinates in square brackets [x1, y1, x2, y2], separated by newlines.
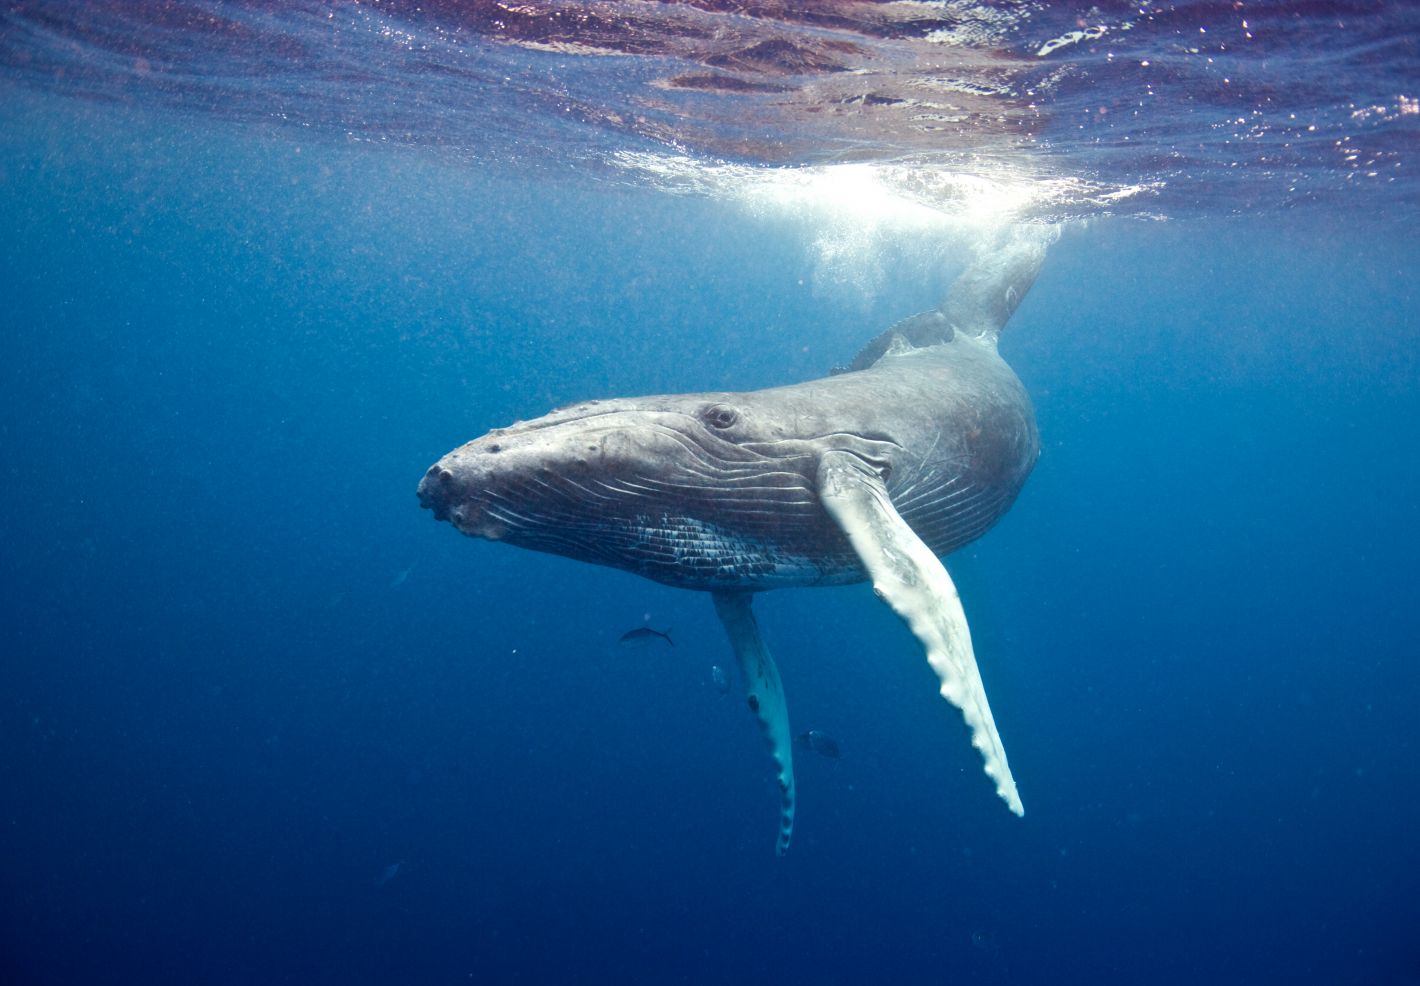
[3, 4, 1419, 985]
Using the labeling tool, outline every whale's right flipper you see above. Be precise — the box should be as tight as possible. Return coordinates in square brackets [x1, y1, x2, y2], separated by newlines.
[817, 451, 1024, 817]
[713, 590, 795, 856]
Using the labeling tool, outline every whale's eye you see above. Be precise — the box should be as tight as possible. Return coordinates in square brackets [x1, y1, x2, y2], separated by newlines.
[702, 404, 739, 430]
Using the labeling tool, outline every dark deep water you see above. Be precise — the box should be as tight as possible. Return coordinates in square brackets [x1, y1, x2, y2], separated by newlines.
[3, 36, 1420, 986]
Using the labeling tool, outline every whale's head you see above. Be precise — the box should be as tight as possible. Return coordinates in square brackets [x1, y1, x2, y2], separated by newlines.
[417, 389, 900, 589]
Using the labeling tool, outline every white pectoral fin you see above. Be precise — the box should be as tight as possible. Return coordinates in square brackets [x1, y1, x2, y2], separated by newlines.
[817, 451, 1024, 817]
[712, 590, 796, 856]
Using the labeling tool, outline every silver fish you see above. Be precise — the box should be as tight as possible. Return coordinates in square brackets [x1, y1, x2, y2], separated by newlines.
[618, 626, 673, 647]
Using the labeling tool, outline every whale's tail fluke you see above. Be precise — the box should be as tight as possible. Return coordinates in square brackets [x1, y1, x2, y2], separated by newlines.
[941, 224, 1060, 343]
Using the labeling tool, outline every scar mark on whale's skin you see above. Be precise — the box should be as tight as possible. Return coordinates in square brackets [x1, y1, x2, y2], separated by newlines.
[418, 225, 1058, 853]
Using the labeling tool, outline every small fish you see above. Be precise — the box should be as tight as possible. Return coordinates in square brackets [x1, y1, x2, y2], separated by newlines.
[711, 664, 730, 694]
[794, 729, 842, 760]
[390, 562, 417, 587]
[375, 860, 406, 887]
[618, 626, 673, 647]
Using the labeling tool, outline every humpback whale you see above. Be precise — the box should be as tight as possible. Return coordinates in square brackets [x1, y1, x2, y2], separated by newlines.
[418, 225, 1055, 854]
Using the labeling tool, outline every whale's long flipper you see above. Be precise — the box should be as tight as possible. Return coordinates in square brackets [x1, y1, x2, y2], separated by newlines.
[817, 451, 1024, 816]
[712, 590, 796, 855]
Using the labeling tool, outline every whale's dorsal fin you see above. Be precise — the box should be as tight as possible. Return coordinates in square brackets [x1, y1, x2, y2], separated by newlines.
[816, 450, 1024, 817]
[712, 590, 796, 855]
[836, 311, 952, 374]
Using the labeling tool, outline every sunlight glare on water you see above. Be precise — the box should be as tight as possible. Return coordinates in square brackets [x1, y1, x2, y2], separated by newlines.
[614, 151, 1158, 296]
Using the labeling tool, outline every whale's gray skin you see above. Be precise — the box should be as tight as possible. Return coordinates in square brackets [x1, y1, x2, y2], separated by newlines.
[418, 226, 1055, 854]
